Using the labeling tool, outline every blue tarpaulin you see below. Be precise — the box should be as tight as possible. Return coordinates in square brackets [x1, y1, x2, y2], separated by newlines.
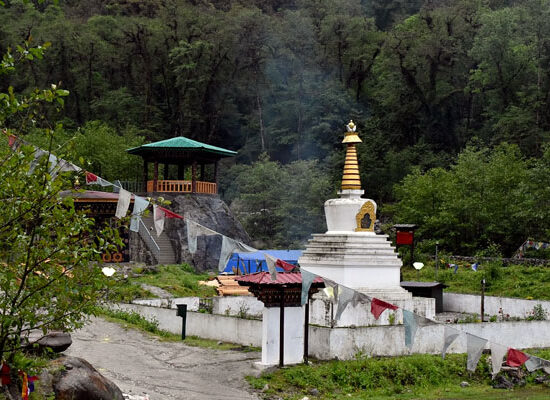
[223, 250, 302, 274]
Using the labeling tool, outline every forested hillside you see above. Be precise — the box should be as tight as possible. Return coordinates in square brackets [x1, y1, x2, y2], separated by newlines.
[1, 0, 548, 252]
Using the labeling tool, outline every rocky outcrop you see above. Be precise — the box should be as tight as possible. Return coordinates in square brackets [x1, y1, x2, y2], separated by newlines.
[164, 194, 250, 272]
[49, 356, 124, 400]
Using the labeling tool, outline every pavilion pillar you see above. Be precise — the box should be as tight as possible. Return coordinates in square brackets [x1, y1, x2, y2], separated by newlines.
[164, 163, 169, 180]
[153, 161, 159, 192]
[177, 164, 184, 180]
[143, 160, 148, 193]
[191, 161, 197, 193]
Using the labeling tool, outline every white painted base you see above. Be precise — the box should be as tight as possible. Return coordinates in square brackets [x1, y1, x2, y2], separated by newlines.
[261, 306, 304, 366]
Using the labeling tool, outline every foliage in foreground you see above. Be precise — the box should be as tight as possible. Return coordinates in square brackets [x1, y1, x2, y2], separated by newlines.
[401, 261, 550, 301]
[248, 352, 550, 399]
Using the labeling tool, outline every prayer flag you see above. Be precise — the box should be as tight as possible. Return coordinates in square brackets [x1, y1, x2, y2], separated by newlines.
[115, 189, 131, 219]
[264, 253, 278, 281]
[466, 333, 488, 372]
[129, 196, 150, 232]
[334, 285, 359, 321]
[506, 348, 529, 367]
[153, 205, 165, 236]
[322, 278, 339, 304]
[8, 134, 18, 149]
[371, 298, 398, 320]
[525, 355, 544, 372]
[403, 311, 430, 350]
[85, 172, 112, 187]
[187, 220, 218, 255]
[20, 371, 28, 400]
[0, 363, 10, 385]
[471, 263, 479, 272]
[28, 376, 38, 394]
[442, 326, 460, 359]
[159, 206, 184, 219]
[276, 259, 296, 272]
[403, 310, 417, 349]
[218, 235, 256, 272]
[452, 264, 459, 274]
[301, 269, 317, 305]
[490, 342, 508, 376]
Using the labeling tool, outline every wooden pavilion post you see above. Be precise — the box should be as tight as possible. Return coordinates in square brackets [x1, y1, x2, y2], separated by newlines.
[143, 160, 148, 193]
[191, 161, 197, 193]
[153, 161, 159, 192]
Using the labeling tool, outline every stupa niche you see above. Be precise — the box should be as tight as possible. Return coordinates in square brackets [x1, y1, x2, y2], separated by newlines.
[299, 121, 413, 301]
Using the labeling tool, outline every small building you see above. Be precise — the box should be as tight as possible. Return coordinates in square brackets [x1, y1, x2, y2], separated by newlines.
[126, 136, 237, 194]
[400, 281, 448, 313]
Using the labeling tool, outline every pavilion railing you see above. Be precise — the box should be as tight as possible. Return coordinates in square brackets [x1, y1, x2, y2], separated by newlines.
[146, 180, 217, 194]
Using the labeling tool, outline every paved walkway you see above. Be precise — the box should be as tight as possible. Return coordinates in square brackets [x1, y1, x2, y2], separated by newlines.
[66, 317, 260, 400]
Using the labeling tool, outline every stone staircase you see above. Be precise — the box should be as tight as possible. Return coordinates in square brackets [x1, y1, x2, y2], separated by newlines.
[140, 215, 177, 265]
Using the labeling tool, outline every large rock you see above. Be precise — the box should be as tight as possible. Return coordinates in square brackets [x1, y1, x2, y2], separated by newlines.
[50, 356, 124, 400]
[24, 331, 72, 353]
[166, 194, 250, 272]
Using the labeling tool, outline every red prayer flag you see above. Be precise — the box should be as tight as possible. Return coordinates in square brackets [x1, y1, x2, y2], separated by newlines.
[85, 172, 98, 184]
[0, 363, 11, 385]
[8, 134, 18, 148]
[276, 259, 296, 272]
[159, 206, 184, 219]
[371, 297, 398, 320]
[19, 371, 28, 400]
[506, 348, 529, 367]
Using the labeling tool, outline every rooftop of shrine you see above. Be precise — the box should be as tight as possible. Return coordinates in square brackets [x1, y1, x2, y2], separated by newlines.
[127, 136, 237, 195]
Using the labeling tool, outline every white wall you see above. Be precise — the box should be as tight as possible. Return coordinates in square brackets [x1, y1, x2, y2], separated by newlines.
[212, 296, 264, 318]
[443, 293, 550, 319]
[114, 303, 550, 361]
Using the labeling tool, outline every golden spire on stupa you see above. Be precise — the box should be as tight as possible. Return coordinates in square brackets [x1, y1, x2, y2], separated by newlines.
[341, 120, 362, 190]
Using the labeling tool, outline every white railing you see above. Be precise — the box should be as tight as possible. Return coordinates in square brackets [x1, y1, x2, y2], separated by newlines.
[138, 218, 160, 260]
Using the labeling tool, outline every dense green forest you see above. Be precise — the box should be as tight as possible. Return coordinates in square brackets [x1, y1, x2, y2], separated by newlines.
[1, 0, 549, 253]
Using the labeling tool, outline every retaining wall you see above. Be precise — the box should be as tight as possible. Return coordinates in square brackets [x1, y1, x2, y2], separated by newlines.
[443, 292, 550, 319]
[114, 303, 550, 361]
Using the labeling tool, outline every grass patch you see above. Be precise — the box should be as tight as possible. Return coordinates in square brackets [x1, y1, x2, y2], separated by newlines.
[402, 261, 550, 300]
[111, 263, 217, 301]
[97, 307, 259, 352]
[247, 353, 549, 399]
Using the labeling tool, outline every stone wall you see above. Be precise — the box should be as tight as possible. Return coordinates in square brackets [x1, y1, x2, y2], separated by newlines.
[443, 292, 550, 319]
[128, 231, 156, 265]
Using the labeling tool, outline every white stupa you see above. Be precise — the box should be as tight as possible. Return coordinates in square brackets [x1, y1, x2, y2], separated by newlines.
[299, 121, 412, 301]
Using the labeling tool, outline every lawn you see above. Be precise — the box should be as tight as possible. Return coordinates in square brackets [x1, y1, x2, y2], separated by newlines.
[247, 351, 550, 399]
[112, 263, 217, 301]
[401, 260, 550, 300]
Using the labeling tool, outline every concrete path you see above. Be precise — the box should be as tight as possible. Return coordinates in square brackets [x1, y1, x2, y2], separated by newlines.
[66, 317, 261, 400]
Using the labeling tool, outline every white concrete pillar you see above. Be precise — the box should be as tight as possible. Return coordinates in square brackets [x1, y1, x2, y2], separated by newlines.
[261, 306, 305, 366]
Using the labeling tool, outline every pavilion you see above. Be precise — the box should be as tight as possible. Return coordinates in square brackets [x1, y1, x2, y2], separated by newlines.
[127, 136, 237, 195]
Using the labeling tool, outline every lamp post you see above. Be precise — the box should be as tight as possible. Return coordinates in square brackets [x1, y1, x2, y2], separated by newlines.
[435, 241, 439, 280]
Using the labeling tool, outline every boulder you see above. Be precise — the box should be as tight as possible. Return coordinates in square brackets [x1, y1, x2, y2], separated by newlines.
[51, 356, 124, 400]
[166, 194, 250, 272]
[24, 331, 72, 353]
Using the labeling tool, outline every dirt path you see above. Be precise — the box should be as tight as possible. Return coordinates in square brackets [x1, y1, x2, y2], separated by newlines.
[65, 317, 261, 400]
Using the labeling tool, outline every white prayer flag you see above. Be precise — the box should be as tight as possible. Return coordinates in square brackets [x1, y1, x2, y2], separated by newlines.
[490, 342, 508, 376]
[153, 205, 165, 236]
[466, 333, 488, 372]
[264, 253, 278, 281]
[129, 196, 150, 232]
[218, 235, 256, 272]
[442, 326, 461, 359]
[115, 189, 131, 219]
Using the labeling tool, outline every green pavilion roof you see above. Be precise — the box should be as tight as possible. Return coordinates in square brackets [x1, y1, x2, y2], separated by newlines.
[127, 136, 237, 158]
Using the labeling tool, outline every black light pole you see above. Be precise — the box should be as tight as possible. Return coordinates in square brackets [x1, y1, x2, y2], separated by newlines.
[435, 241, 439, 280]
[304, 294, 309, 365]
[481, 279, 486, 322]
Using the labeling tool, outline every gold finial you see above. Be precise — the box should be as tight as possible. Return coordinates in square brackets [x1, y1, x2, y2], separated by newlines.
[342, 120, 361, 144]
[341, 120, 362, 190]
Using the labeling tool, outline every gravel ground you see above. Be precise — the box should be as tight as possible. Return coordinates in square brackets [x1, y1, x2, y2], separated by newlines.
[65, 317, 261, 400]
